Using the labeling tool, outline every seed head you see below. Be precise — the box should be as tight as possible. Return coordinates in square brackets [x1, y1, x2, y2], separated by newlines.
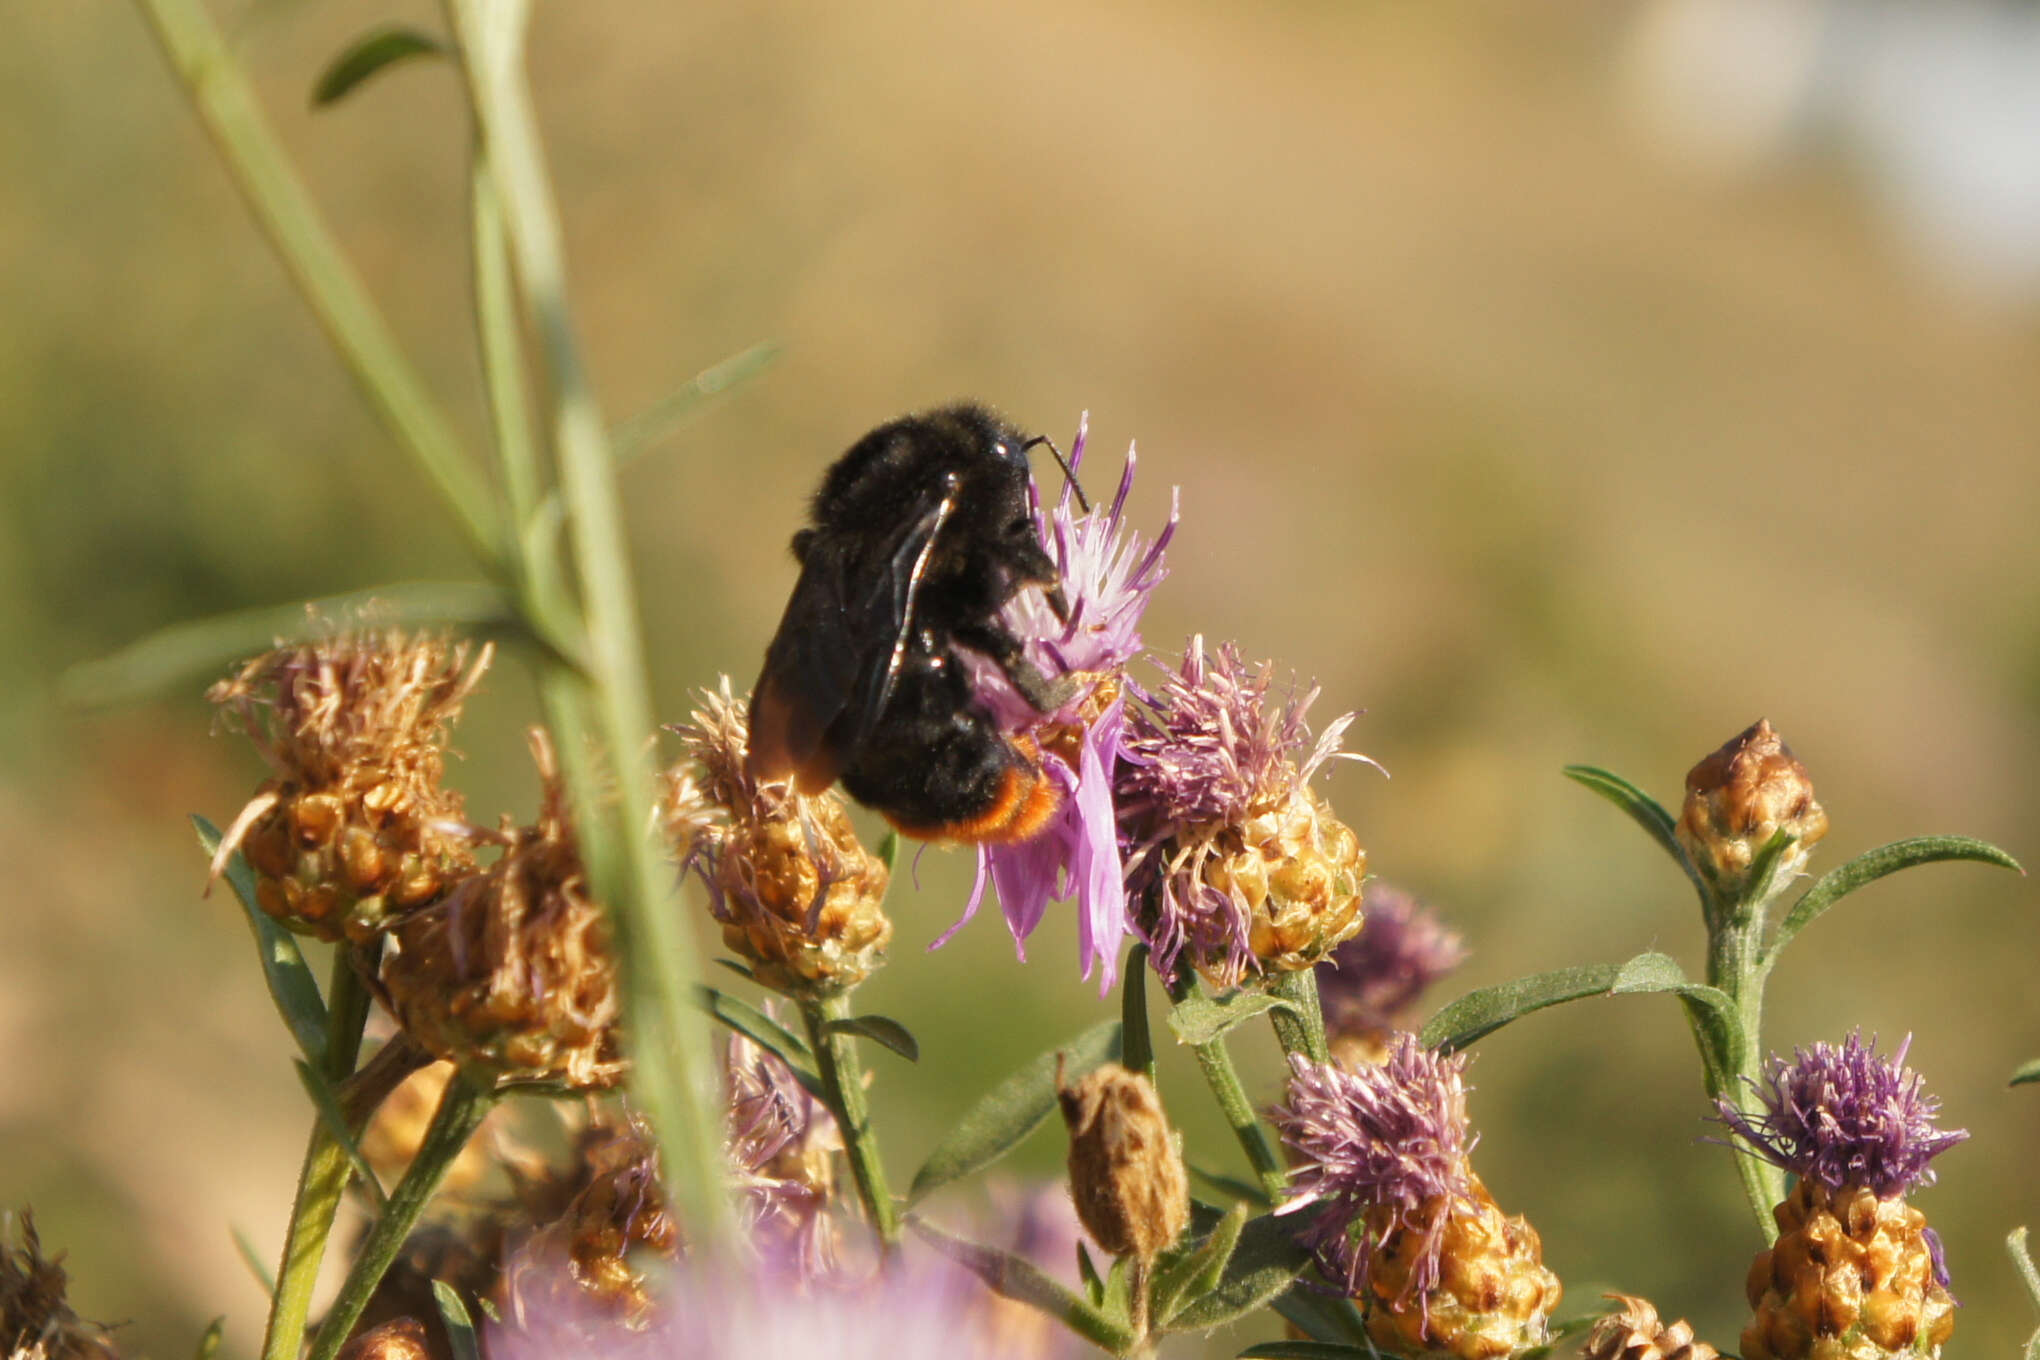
[1118, 638, 1369, 988]
[669, 681, 891, 996]
[2, 1211, 120, 1360]
[1318, 883, 1467, 1063]
[1057, 1061, 1189, 1263]
[1676, 720, 1827, 899]
[1582, 1295, 1720, 1360]
[1715, 1032, 1965, 1201]
[208, 624, 490, 941]
[379, 730, 624, 1090]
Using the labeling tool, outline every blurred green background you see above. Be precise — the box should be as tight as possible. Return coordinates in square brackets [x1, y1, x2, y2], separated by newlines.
[7, 2, 2039, 1356]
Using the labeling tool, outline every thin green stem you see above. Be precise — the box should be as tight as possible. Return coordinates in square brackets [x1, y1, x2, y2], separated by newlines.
[129, 0, 500, 567]
[1266, 968, 1329, 1065]
[1705, 896, 1785, 1239]
[1189, 1036, 1287, 1204]
[445, 0, 729, 1245]
[1121, 946, 1154, 1084]
[800, 994, 899, 1248]
[258, 952, 373, 1360]
[305, 1073, 496, 1360]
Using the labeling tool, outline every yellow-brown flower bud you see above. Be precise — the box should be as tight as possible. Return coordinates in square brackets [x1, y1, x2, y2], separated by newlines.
[668, 682, 892, 996]
[1676, 720, 1827, 899]
[1058, 1061, 1189, 1264]
[209, 627, 491, 942]
[380, 731, 623, 1090]
[335, 1318, 430, 1360]
[1583, 1295, 1720, 1360]
[1742, 1181, 1953, 1360]
[1363, 1174, 1562, 1360]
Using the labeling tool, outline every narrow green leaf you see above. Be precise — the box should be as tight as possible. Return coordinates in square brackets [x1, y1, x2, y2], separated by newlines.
[1771, 836, 2024, 959]
[431, 1280, 481, 1360]
[1122, 943, 1154, 1082]
[66, 582, 518, 708]
[194, 815, 329, 1065]
[1190, 1164, 1274, 1210]
[311, 26, 447, 107]
[1239, 1345, 1376, 1359]
[909, 1218, 1135, 1353]
[1738, 828, 1798, 915]
[876, 830, 902, 878]
[1155, 1200, 1248, 1325]
[696, 986, 816, 1070]
[610, 340, 781, 464]
[293, 1059, 388, 1208]
[907, 1020, 1121, 1205]
[193, 1317, 225, 1360]
[1161, 1210, 1313, 1333]
[1562, 765, 1701, 891]
[1604, 952, 1742, 1082]
[1270, 1289, 1371, 1347]
[713, 957, 756, 982]
[1077, 1240, 1105, 1307]
[1608, 950, 1688, 993]
[2012, 1059, 2040, 1088]
[1168, 988, 1298, 1047]
[1101, 1254, 1135, 1326]
[1420, 963, 1621, 1053]
[825, 1014, 920, 1063]
[230, 1225, 276, 1294]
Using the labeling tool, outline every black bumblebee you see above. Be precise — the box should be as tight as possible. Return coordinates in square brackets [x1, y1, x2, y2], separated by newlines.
[746, 403, 1080, 842]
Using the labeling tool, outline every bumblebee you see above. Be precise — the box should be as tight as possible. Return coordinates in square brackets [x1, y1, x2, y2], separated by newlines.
[746, 403, 1079, 842]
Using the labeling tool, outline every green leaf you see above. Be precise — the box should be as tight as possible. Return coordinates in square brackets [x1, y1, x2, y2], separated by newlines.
[1563, 765, 1702, 894]
[193, 1317, 225, 1360]
[1737, 828, 1799, 915]
[1190, 1164, 1274, 1210]
[1421, 962, 1621, 1053]
[713, 957, 756, 982]
[194, 815, 329, 1065]
[1771, 836, 2024, 959]
[66, 582, 518, 708]
[311, 27, 447, 107]
[1161, 1210, 1313, 1333]
[696, 985, 816, 1070]
[293, 1059, 387, 1209]
[825, 1014, 919, 1063]
[1077, 1240, 1105, 1306]
[876, 830, 902, 878]
[610, 341, 781, 464]
[1168, 987, 1298, 1047]
[1238, 1345, 1376, 1359]
[1154, 1201, 1248, 1325]
[1270, 1290, 1371, 1347]
[1602, 953, 1742, 1083]
[2012, 1059, 2040, 1088]
[230, 1225, 276, 1294]
[909, 1218, 1135, 1353]
[907, 1020, 1121, 1205]
[431, 1280, 481, 1360]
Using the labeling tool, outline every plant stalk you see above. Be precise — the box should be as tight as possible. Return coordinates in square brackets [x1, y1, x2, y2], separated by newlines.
[800, 994, 900, 1248]
[1188, 1035, 1287, 1204]
[1266, 968, 1329, 1065]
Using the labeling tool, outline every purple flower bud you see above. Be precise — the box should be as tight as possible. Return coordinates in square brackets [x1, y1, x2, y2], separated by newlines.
[1714, 1032, 1967, 1200]
[1317, 883, 1467, 1043]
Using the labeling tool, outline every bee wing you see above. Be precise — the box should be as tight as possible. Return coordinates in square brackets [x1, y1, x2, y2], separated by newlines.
[747, 479, 957, 792]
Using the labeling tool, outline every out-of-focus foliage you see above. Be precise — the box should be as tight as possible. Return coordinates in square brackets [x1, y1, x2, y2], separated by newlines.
[4, 4, 2036, 1357]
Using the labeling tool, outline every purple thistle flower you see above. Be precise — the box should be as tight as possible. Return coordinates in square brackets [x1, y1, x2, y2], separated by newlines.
[725, 1023, 844, 1278]
[1271, 1036, 1478, 1301]
[1116, 637, 1368, 987]
[1317, 883, 1467, 1042]
[937, 414, 1177, 994]
[1714, 1031, 1967, 1200]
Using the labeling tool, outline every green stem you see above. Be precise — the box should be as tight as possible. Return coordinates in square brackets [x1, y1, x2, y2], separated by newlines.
[1121, 945, 1155, 1084]
[258, 952, 373, 1360]
[1189, 1036, 1287, 1204]
[444, 0, 729, 1246]
[305, 1073, 496, 1360]
[1266, 968, 1329, 1065]
[800, 994, 899, 1248]
[129, 0, 500, 567]
[1705, 898, 1785, 1239]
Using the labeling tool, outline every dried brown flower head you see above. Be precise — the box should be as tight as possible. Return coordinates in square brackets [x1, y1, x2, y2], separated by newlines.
[2, 1211, 119, 1360]
[380, 730, 624, 1090]
[668, 681, 891, 996]
[500, 1111, 676, 1328]
[208, 624, 491, 941]
[1057, 1061, 1189, 1264]
[1582, 1295, 1720, 1360]
[1676, 719, 1828, 899]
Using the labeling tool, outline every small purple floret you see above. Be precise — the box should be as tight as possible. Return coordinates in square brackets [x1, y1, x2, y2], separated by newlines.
[941, 413, 1177, 995]
[1318, 883, 1467, 1040]
[1714, 1031, 1967, 1200]
[726, 1026, 842, 1277]
[1271, 1035, 1477, 1300]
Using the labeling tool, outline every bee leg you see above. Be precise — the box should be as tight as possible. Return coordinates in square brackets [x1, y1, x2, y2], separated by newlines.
[956, 621, 1087, 715]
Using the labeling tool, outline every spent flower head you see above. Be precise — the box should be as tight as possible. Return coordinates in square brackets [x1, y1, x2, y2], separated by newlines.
[1272, 1036, 1477, 1299]
[1317, 882, 1467, 1054]
[1715, 1032, 1966, 1200]
[944, 414, 1176, 994]
[1118, 637, 1369, 988]
[726, 1024, 843, 1279]
[3, 1210, 120, 1360]
[207, 622, 491, 941]
[669, 680, 892, 996]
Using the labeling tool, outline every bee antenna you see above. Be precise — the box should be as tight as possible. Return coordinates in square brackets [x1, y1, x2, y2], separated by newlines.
[1024, 434, 1090, 513]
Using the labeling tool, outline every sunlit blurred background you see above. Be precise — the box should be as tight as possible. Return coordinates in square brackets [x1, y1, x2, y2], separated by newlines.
[7, 1, 2039, 1355]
